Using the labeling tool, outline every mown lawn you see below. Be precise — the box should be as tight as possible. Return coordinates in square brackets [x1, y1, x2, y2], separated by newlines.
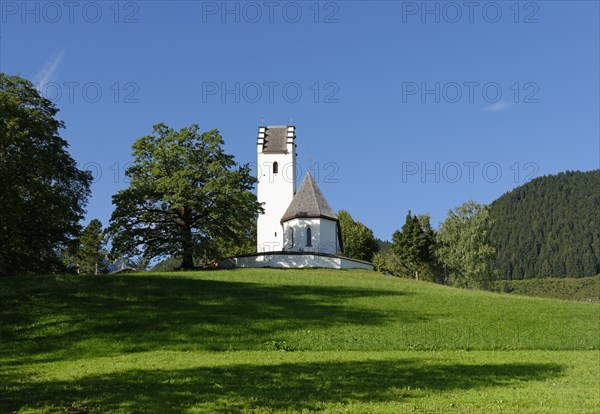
[1, 269, 599, 413]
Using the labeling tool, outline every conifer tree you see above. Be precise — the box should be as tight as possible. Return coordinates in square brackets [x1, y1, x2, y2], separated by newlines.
[489, 170, 600, 278]
[392, 211, 435, 280]
[78, 219, 106, 275]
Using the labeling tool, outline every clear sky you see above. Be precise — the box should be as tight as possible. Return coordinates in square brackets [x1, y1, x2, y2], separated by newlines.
[2, 1, 599, 240]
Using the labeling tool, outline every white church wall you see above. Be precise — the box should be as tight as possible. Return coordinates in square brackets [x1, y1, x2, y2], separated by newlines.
[282, 218, 339, 254]
[231, 253, 373, 270]
[318, 219, 339, 254]
[282, 218, 318, 252]
[256, 126, 296, 252]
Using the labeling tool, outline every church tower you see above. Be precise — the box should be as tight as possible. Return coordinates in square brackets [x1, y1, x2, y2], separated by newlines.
[256, 125, 296, 252]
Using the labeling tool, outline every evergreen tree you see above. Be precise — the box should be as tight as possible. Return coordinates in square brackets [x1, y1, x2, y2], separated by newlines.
[489, 170, 600, 279]
[376, 239, 392, 253]
[78, 219, 107, 275]
[391, 211, 435, 280]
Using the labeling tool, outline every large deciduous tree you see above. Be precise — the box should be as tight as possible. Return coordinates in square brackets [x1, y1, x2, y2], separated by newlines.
[436, 201, 496, 288]
[0, 73, 92, 276]
[337, 210, 379, 262]
[108, 123, 261, 269]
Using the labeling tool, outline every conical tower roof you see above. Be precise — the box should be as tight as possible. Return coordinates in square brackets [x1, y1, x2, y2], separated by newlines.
[281, 173, 338, 223]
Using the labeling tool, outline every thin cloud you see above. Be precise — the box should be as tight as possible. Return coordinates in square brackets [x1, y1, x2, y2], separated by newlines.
[33, 50, 65, 89]
[484, 102, 510, 112]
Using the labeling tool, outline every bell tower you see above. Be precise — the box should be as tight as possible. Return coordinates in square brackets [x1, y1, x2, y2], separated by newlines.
[256, 125, 296, 252]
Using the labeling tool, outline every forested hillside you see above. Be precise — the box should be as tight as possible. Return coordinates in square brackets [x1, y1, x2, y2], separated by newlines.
[489, 170, 600, 279]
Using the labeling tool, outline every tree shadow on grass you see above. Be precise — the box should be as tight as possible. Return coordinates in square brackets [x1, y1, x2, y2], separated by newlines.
[0, 358, 564, 413]
[0, 275, 422, 363]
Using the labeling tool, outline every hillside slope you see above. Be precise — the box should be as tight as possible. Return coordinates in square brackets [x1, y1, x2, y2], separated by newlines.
[489, 170, 600, 279]
[1, 269, 597, 354]
[491, 274, 600, 302]
[1, 269, 598, 413]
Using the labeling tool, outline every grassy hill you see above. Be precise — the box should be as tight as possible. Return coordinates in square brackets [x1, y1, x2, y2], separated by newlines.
[1, 269, 598, 413]
[491, 274, 600, 302]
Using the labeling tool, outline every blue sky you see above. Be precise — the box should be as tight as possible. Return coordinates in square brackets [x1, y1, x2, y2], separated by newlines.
[2, 1, 599, 240]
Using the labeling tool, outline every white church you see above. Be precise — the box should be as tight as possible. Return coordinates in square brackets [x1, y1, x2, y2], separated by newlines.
[225, 125, 373, 270]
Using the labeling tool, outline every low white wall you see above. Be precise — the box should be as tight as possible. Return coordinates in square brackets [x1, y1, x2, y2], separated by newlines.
[230, 253, 373, 270]
[339, 258, 374, 270]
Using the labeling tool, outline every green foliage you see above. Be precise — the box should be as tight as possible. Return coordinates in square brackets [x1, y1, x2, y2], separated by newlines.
[372, 251, 406, 276]
[205, 228, 257, 263]
[108, 123, 261, 269]
[0, 269, 598, 412]
[151, 235, 257, 272]
[0, 73, 92, 276]
[437, 201, 496, 288]
[77, 219, 108, 275]
[376, 238, 392, 253]
[391, 212, 436, 280]
[489, 170, 600, 279]
[490, 275, 600, 302]
[337, 209, 379, 261]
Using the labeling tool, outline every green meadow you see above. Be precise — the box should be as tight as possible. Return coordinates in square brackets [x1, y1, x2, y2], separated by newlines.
[491, 275, 600, 303]
[1, 269, 599, 413]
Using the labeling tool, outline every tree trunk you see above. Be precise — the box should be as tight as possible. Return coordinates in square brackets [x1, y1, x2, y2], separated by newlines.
[182, 230, 194, 270]
[181, 208, 194, 270]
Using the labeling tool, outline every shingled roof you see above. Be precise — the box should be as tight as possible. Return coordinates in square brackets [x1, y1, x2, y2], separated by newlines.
[281, 173, 338, 223]
[262, 126, 288, 153]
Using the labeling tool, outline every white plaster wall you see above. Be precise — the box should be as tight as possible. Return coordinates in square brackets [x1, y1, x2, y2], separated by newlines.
[256, 127, 296, 252]
[232, 253, 373, 270]
[283, 218, 339, 254]
[319, 219, 339, 254]
[339, 258, 374, 270]
[282, 218, 318, 252]
[236, 254, 340, 268]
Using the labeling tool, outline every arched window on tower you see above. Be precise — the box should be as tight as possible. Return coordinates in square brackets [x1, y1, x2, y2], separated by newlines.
[289, 227, 294, 248]
[273, 161, 279, 174]
[306, 226, 312, 247]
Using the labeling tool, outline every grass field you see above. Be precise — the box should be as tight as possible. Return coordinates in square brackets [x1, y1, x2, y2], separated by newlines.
[490, 275, 600, 302]
[1, 269, 599, 413]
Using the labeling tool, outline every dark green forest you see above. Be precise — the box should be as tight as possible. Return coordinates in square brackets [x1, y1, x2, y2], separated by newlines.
[489, 170, 600, 279]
